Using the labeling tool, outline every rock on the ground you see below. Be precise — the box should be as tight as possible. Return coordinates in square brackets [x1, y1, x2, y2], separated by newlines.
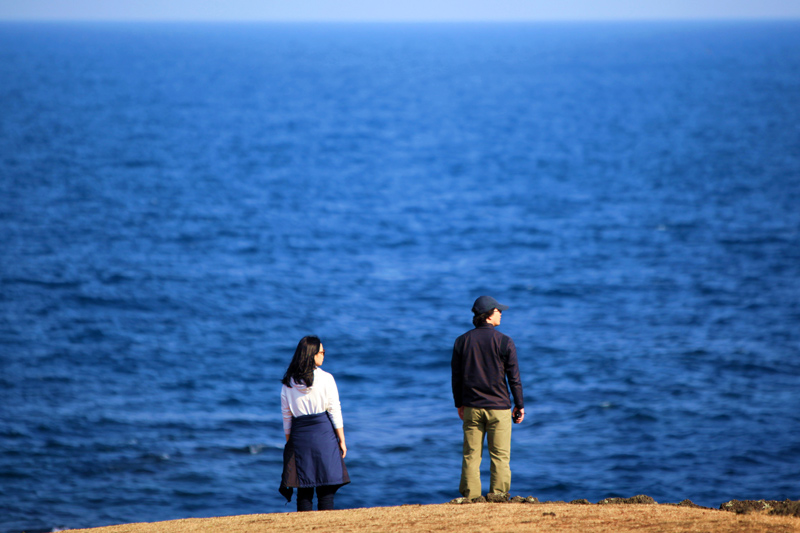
[598, 495, 657, 505]
[720, 499, 800, 517]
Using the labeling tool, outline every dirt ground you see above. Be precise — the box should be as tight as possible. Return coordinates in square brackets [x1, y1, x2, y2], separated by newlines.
[64, 501, 800, 533]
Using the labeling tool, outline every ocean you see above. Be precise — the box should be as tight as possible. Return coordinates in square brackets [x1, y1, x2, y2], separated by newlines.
[1, 20, 799, 532]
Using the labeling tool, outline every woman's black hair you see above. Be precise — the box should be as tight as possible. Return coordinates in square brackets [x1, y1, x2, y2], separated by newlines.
[281, 335, 322, 388]
[472, 310, 495, 328]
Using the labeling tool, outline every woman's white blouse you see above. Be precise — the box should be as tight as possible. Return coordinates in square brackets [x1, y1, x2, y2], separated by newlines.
[281, 367, 343, 434]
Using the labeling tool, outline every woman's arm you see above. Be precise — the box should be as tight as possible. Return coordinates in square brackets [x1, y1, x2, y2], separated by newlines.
[281, 386, 293, 439]
[325, 374, 346, 456]
[334, 427, 347, 458]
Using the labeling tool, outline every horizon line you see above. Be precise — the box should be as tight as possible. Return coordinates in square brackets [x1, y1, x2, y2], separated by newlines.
[2, 16, 799, 23]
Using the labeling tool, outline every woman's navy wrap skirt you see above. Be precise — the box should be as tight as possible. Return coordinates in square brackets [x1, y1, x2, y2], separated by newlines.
[279, 412, 349, 502]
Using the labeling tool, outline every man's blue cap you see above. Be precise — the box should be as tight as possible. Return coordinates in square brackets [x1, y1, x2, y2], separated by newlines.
[472, 295, 509, 315]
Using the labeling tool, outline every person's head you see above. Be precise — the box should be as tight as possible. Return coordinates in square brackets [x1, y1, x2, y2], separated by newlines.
[471, 295, 509, 327]
[473, 308, 503, 327]
[281, 335, 324, 388]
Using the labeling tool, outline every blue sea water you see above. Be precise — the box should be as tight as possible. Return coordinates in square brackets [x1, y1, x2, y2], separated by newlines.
[1, 20, 799, 532]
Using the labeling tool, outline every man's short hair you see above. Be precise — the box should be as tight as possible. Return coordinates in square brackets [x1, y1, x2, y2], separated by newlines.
[472, 309, 495, 327]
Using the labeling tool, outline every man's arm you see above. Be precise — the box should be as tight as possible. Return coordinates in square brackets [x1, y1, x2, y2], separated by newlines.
[504, 338, 524, 413]
[451, 339, 463, 413]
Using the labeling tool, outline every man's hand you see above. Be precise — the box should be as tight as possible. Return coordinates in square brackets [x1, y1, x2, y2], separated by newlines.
[513, 407, 525, 424]
[458, 406, 464, 420]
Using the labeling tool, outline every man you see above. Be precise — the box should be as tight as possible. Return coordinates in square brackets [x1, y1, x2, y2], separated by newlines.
[451, 295, 525, 501]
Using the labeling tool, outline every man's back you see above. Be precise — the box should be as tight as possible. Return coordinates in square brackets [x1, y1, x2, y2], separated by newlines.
[452, 323, 523, 411]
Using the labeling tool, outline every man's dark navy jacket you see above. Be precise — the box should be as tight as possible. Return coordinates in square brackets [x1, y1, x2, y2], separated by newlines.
[451, 323, 524, 410]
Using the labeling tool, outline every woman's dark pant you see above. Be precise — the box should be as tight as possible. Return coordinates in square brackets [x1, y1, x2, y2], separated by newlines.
[296, 485, 339, 512]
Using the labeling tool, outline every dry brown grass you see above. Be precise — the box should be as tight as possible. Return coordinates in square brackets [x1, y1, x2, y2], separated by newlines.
[64, 503, 800, 533]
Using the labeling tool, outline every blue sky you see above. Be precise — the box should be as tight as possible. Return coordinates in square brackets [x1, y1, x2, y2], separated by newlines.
[1, 0, 799, 21]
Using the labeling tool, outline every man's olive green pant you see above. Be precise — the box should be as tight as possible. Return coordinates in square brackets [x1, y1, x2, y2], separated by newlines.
[459, 407, 512, 500]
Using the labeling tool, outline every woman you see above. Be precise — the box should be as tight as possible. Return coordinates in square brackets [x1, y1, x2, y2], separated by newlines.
[279, 336, 349, 511]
